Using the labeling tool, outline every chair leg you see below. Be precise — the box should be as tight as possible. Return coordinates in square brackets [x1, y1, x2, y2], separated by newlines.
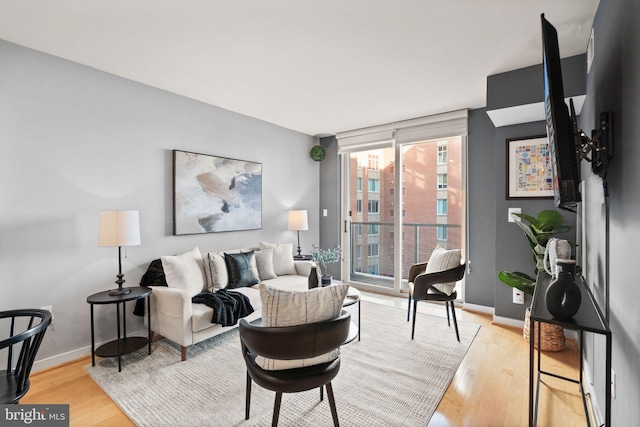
[326, 382, 340, 427]
[445, 301, 451, 327]
[411, 300, 418, 339]
[407, 292, 412, 321]
[272, 392, 283, 427]
[181, 346, 187, 361]
[320, 385, 324, 401]
[450, 302, 460, 342]
[245, 372, 252, 420]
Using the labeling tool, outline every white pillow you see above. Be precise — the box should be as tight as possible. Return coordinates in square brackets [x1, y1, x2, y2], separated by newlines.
[256, 283, 350, 371]
[258, 242, 296, 275]
[255, 249, 277, 280]
[425, 246, 462, 295]
[206, 252, 228, 291]
[161, 247, 206, 297]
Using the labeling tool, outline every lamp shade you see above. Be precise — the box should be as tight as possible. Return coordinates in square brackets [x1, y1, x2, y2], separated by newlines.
[98, 210, 141, 247]
[287, 210, 308, 231]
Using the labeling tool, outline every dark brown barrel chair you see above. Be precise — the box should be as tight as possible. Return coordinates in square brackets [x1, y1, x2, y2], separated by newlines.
[406, 262, 466, 341]
[239, 310, 351, 427]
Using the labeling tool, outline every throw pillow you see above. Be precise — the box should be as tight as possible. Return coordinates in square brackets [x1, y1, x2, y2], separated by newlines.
[258, 242, 296, 275]
[256, 283, 349, 371]
[161, 247, 206, 297]
[255, 249, 277, 280]
[206, 252, 228, 291]
[224, 251, 260, 288]
[425, 246, 462, 295]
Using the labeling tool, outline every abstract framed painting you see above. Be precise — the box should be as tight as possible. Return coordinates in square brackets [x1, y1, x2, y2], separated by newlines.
[173, 150, 262, 235]
[506, 136, 554, 199]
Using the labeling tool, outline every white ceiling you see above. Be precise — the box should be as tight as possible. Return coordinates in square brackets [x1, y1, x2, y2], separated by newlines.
[0, 0, 600, 137]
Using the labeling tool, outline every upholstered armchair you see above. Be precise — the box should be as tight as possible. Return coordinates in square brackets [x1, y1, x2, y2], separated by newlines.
[406, 247, 465, 342]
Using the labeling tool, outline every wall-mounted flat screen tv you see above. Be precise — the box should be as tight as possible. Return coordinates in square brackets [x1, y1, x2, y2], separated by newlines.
[541, 14, 582, 212]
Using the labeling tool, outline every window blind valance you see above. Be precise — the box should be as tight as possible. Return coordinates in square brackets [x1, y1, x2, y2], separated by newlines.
[336, 109, 468, 153]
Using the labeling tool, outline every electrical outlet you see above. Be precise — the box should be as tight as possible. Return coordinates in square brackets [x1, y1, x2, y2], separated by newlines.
[612, 369, 616, 399]
[513, 288, 524, 304]
[41, 305, 54, 320]
[508, 208, 521, 223]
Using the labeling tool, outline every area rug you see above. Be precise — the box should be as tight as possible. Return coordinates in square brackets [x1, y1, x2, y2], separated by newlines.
[87, 301, 479, 426]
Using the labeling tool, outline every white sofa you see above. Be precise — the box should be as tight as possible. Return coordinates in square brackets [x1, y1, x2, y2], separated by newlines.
[148, 245, 314, 361]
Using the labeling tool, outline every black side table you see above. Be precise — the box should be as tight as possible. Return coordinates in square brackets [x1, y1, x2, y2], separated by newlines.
[87, 287, 152, 372]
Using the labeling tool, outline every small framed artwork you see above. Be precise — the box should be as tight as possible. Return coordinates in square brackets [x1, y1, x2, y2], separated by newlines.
[173, 150, 262, 235]
[506, 136, 553, 199]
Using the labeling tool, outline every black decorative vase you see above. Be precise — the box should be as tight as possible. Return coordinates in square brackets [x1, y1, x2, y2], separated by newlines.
[545, 259, 581, 320]
[321, 275, 332, 287]
[308, 267, 319, 289]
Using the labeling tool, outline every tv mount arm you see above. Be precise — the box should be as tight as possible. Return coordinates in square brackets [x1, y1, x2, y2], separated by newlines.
[571, 100, 614, 180]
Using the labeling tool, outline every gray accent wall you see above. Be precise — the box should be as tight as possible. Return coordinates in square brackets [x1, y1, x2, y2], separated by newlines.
[466, 109, 496, 307]
[0, 40, 319, 368]
[318, 136, 341, 279]
[578, 0, 640, 422]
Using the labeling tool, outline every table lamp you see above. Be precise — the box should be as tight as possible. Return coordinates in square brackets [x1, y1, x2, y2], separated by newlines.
[288, 210, 308, 257]
[98, 210, 141, 296]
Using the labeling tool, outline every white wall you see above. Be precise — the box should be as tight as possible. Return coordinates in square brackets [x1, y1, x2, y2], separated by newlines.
[0, 40, 319, 369]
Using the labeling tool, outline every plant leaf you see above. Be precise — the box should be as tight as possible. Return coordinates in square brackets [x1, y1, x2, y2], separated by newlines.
[497, 271, 536, 295]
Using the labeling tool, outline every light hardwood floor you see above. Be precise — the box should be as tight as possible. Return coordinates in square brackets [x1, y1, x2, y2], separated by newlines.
[23, 293, 585, 426]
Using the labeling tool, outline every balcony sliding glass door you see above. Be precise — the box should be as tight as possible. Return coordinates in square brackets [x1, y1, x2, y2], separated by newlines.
[341, 135, 466, 296]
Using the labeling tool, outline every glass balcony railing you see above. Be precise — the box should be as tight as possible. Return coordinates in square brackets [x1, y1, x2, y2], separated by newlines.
[349, 221, 462, 291]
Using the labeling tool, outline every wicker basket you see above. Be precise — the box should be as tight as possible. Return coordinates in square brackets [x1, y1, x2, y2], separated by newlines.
[523, 307, 565, 352]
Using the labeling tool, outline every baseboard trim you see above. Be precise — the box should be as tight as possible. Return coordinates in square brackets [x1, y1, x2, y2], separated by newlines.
[462, 303, 494, 315]
[33, 328, 148, 373]
[582, 358, 603, 426]
[33, 346, 91, 373]
[492, 315, 525, 329]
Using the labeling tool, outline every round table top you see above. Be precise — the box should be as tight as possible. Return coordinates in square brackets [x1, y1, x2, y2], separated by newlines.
[87, 286, 151, 304]
[344, 286, 361, 307]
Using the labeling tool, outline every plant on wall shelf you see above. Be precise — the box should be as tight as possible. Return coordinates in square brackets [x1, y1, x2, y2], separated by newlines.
[311, 245, 342, 278]
[498, 209, 571, 295]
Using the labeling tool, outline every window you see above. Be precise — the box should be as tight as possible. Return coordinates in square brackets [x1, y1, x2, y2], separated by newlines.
[368, 243, 379, 257]
[437, 226, 448, 240]
[437, 173, 448, 189]
[357, 177, 363, 191]
[368, 178, 380, 192]
[368, 200, 379, 214]
[356, 244, 362, 259]
[437, 199, 448, 215]
[368, 224, 379, 235]
[437, 145, 448, 164]
[357, 154, 364, 169]
[368, 264, 379, 275]
[356, 199, 363, 213]
[368, 154, 379, 170]
[355, 224, 362, 236]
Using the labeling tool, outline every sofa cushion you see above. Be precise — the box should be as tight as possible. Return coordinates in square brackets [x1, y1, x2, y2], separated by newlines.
[256, 283, 349, 370]
[205, 252, 228, 291]
[258, 242, 296, 275]
[161, 247, 206, 297]
[255, 249, 277, 280]
[225, 251, 260, 288]
[425, 246, 462, 295]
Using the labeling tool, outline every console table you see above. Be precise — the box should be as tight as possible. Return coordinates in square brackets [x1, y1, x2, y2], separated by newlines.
[529, 272, 611, 426]
[87, 287, 152, 372]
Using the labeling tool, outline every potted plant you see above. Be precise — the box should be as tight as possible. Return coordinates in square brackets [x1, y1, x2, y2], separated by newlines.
[311, 245, 342, 286]
[498, 209, 571, 351]
[498, 209, 571, 295]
